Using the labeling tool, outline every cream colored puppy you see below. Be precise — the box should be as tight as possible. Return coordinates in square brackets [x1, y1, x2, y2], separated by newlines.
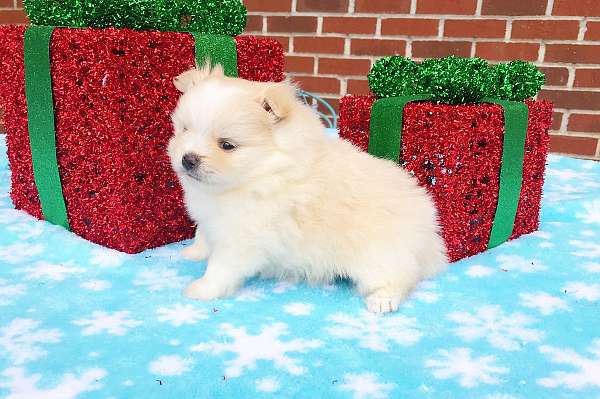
[168, 64, 447, 313]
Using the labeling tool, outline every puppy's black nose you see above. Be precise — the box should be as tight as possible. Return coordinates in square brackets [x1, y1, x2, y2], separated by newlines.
[182, 153, 200, 171]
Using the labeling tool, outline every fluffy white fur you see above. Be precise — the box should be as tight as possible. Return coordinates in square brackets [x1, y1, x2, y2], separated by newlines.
[168, 64, 447, 313]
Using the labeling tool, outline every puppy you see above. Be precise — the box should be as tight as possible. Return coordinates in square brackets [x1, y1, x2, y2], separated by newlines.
[168, 64, 447, 313]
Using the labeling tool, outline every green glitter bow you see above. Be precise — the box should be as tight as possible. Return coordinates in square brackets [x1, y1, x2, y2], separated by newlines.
[24, 0, 247, 35]
[368, 56, 545, 104]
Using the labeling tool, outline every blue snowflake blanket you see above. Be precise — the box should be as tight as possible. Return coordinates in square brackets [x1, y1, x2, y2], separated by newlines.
[0, 134, 599, 399]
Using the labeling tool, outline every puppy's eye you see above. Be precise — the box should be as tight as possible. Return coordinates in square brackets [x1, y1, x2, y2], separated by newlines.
[219, 139, 236, 151]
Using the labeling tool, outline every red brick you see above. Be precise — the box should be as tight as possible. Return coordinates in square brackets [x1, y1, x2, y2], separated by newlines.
[351, 39, 406, 56]
[417, 0, 477, 14]
[0, 0, 14, 7]
[574, 69, 600, 88]
[444, 19, 506, 38]
[585, 21, 600, 41]
[568, 114, 600, 132]
[539, 67, 569, 86]
[268, 16, 317, 33]
[244, 0, 292, 12]
[355, 0, 410, 13]
[553, 0, 600, 16]
[319, 97, 341, 115]
[545, 44, 600, 64]
[552, 112, 563, 130]
[285, 56, 315, 74]
[293, 76, 340, 95]
[412, 41, 471, 58]
[16, 0, 23, 5]
[319, 57, 371, 76]
[322, 17, 377, 34]
[381, 18, 439, 36]
[297, 0, 348, 12]
[0, 9, 27, 24]
[253, 34, 290, 52]
[347, 79, 371, 95]
[512, 20, 580, 40]
[245, 15, 263, 32]
[294, 36, 345, 54]
[482, 0, 547, 15]
[476, 42, 539, 61]
[539, 90, 600, 111]
[549, 135, 598, 156]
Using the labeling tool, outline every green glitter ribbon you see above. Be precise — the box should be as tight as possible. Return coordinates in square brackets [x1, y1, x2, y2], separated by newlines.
[368, 56, 545, 103]
[191, 33, 238, 77]
[23, 0, 247, 35]
[23, 26, 70, 229]
[368, 96, 529, 249]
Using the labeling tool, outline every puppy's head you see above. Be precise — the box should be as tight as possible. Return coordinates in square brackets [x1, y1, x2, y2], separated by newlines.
[168, 64, 299, 191]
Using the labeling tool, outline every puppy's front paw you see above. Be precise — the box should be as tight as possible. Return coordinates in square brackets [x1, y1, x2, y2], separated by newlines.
[184, 278, 225, 301]
[365, 292, 403, 314]
[181, 244, 208, 261]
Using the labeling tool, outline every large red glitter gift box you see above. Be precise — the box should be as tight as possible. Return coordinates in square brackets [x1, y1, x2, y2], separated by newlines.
[0, 26, 284, 253]
[340, 56, 553, 262]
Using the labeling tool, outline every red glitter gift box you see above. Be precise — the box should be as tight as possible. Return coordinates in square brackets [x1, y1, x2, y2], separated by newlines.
[339, 96, 553, 262]
[0, 26, 284, 253]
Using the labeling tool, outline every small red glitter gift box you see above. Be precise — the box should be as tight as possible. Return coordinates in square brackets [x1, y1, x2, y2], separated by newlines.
[339, 96, 552, 262]
[0, 26, 284, 253]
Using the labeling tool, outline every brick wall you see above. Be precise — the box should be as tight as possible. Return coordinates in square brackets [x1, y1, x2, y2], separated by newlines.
[1, 1, 600, 159]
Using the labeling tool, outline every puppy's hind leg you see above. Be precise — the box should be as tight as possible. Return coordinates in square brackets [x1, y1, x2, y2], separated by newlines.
[181, 226, 210, 261]
[352, 253, 422, 314]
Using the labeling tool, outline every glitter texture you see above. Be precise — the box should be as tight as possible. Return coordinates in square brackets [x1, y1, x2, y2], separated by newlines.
[0, 26, 284, 253]
[339, 95, 552, 262]
[369, 56, 545, 103]
[24, 0, 247, 36]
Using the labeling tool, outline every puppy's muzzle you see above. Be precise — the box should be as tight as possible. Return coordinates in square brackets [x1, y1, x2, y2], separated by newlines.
[182, 153, 201, 172]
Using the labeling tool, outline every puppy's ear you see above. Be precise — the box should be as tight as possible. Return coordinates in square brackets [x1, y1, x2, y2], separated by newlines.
[173, 62, 225, 93]
[256, 79, 298, 123]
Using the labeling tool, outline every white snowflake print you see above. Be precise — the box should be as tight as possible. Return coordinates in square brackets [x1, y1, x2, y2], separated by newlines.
[0, 367, 107, 399]
[413, 281, 440, 303]
[0, 209, 31, 225]
[447, 305, 543, 351]
[283, 302, 314, 316]
[562, 282, 600, 301]
[338, 372, 396, 399]
[581, 229, 596, 237]
[547, 168, 592, 181]
[17, 261, 85, 281]
[80, 280, 111, 291]
[256, 377, 280, 393]
[0, 278, 26, 306]
[73, 311, 142, 336]
[576, 200, 600, 225]
[148, 355, 192, 376]
[0, 318, 62, 365]
[190, 322, 322, 377]
[582, 263, 600, 273]
[325, 310, 422, 352]
[425, 348, 509, 388]
[569, 240, 600, 259]
[133, 267, 192, 291]
[235, 287, 266, 302]
[156, 304, 209, 326]
[538, 339, 600, 390]
[0, 243, 44, 264]
[465, 264, 495, 278]
[89, 247, 129, 268]
[5, 223, 44, 240]
[495, 255, 547, 273]
[272, 281, 297, 294]
[519, 291, 570, 315]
